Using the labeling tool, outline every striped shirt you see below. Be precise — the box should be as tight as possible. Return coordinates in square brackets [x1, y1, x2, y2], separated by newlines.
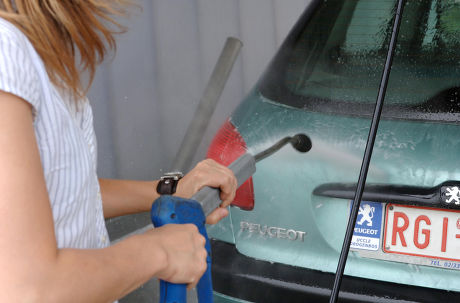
[0, 18, 110, 249]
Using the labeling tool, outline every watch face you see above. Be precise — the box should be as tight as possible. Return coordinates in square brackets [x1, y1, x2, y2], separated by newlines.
[162, 172, 184, 180]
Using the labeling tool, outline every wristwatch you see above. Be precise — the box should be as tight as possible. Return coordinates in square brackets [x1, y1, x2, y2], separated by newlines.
[156, 171, 184, 195]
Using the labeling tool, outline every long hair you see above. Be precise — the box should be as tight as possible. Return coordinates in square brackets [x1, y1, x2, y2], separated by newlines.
[0, 0, 132, 99]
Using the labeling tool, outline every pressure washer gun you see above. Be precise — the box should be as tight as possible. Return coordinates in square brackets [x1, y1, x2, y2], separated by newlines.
[150, 134, 312, 303]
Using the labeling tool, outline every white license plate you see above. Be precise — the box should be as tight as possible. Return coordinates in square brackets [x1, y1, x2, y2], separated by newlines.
[384, 204, 460, 261]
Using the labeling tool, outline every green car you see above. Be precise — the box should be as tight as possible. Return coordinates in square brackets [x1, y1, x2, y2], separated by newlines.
[206, 0, 460, 302]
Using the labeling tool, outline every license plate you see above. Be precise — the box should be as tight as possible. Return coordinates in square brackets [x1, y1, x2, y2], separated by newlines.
[383, 204, 460, 261]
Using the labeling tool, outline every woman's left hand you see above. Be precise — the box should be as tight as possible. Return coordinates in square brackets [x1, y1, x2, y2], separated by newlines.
[175, 159, 237, 225]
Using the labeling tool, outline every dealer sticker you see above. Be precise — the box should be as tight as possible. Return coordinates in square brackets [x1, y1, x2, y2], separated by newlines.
[351, 201, 383, 251]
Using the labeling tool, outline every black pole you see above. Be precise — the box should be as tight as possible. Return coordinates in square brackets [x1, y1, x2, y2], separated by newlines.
[329, 0, 406, 302]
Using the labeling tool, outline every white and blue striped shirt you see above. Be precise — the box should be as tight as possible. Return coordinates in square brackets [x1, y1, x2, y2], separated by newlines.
[0, 18, 110, 249]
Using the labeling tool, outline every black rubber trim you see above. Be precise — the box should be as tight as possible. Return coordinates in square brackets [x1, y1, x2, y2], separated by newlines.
[211, 239, 459, 303]
[313, 181, 460, 210]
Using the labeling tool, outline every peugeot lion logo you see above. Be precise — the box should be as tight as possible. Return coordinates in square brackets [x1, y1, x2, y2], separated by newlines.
[445, 186, 460, 205]
[357, 204, 375, 227]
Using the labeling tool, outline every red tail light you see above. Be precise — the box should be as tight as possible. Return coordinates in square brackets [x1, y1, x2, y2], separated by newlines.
[206, 119, 254, 210]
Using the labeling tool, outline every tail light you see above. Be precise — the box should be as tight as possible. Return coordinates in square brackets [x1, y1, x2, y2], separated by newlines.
[206, 119, 254, 210]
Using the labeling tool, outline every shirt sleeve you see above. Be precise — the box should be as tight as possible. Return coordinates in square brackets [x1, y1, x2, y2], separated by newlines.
[0, 26, 42, 111]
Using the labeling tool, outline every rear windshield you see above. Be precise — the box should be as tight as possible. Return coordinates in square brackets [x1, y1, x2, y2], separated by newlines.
[259, 0, 460, 122]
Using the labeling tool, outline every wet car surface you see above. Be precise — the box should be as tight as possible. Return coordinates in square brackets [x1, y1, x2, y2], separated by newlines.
[205, 0, 460, 302]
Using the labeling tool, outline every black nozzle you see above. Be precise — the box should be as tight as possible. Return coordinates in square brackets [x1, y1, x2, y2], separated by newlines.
[254, 133, 312, 162]
[291, 134, 312, 153]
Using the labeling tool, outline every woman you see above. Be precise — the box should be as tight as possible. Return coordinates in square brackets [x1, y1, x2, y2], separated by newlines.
[0, 1, 237, 302]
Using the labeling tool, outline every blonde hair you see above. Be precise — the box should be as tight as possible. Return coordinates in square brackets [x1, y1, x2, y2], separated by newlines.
[0, 0, 132, 99]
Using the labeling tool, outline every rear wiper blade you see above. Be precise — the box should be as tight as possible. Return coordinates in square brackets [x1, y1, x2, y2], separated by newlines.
[313, 181, 460, 210]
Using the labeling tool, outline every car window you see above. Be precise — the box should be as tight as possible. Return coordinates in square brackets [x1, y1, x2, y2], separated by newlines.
[260, 0, 460, 122]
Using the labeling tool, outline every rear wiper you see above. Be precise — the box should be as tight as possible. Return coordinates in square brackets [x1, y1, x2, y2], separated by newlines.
[313, 181, 460, 210]
[411, 86, 460, 114]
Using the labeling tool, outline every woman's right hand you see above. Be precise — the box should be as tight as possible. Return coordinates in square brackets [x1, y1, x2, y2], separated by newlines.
[145, 224, 207, 289]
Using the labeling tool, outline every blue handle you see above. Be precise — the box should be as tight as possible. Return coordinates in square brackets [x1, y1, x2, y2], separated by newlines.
[151, 195, 213, 303]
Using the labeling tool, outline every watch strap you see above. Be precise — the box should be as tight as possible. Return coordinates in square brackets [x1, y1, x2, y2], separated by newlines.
[156, 172, 183, 195]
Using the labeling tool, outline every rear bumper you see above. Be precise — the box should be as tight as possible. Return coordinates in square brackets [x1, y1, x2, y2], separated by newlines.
[211, 239, 459, 303]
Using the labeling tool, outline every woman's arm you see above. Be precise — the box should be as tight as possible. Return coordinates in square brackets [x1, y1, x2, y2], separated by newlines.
[100, 160, 237, 224]
[0, 91, 206, 302]
[99, 178, 158, 218]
